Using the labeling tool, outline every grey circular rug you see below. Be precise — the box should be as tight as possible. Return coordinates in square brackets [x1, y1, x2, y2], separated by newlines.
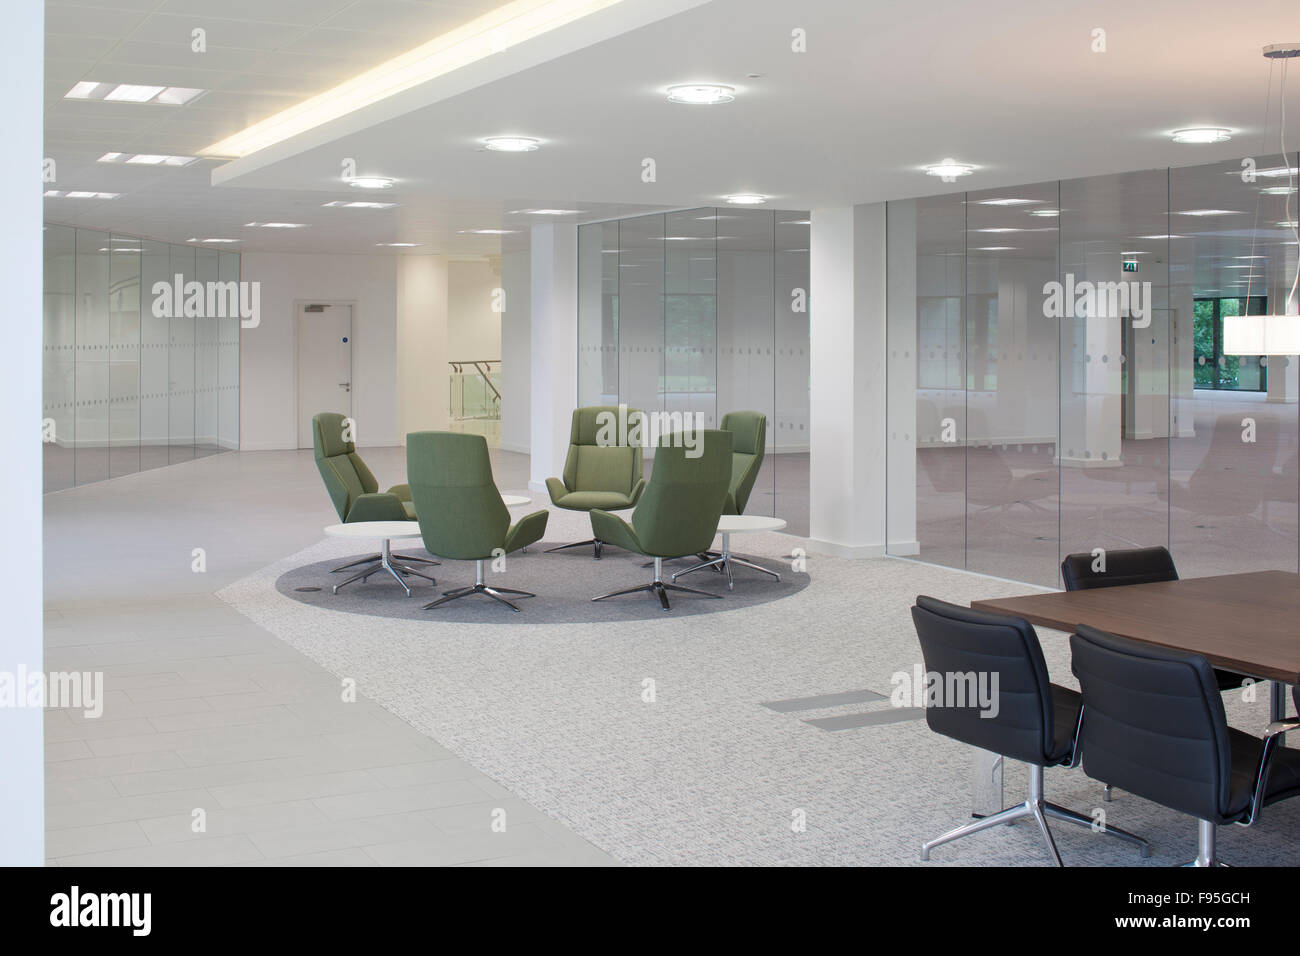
[275, 543, 810, 623]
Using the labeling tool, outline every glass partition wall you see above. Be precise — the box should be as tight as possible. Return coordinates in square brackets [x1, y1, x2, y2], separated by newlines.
[578, 208, 810, 535]
[887, 154, 1300, 585]
[43, 224, 240, 492]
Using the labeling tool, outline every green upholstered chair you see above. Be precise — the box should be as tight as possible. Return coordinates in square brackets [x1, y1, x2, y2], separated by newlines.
[589, 429, 732, 610]
[720, 410, 767, 515]
[312, 411, 435, 573]
[545, 406, 647, 559]
[407, 431, 549, 612]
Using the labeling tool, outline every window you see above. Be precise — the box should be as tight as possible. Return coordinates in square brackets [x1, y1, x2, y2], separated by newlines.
[1193, 296, 1268, 391]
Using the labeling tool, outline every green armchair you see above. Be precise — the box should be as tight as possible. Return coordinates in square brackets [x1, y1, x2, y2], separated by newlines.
[589, 429, 732, 610]
[720, 410, 767, 515]
[545, 406, 647, 559]
[312, 411, 435, 573]
[407, 431, 549, 612]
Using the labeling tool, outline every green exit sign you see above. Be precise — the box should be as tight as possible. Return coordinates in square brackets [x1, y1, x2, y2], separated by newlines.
[1122, 260, 1139, 272]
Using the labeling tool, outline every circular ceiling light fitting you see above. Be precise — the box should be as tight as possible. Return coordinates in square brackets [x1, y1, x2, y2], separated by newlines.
[924, 158, 976, 183]
[666, 84, 735, 105]
[1170, 127, 1232, 144]
[349, 177, 394, 189]
[483, 136, 540, 152]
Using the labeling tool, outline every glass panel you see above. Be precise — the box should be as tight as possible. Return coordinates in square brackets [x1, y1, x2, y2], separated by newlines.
[663, 207, 716, 440]
[108, 235, 141, 478]
[74, 227, 111, 486]
[1057, 168, 1170, 570]
[43, 224, 76, 492]
[577, 220, 619, 407]
[218, 251, 240, 450]
[893, 193, 967, 570]
[617, 213, 665, 471]
[168, 244, 196, 463]
[140, 239, 172, 472]
[963, 183, 1060, 586]
[194, 247, 221, 458]
[1169, 154, 1298, 577]
[774, 212, 810, 536]
[717, 208, 776, 517]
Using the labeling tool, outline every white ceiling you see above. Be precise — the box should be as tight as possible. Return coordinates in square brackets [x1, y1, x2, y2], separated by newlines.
[43, 0, 1300, 267]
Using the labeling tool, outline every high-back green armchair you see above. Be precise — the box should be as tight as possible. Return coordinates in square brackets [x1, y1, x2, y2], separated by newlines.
[545, 405, 646, 558]
[407, 431, 549, 612]
[313, 412, 434, 573]
[720, 410, 767, 515]
[589, 429, 731, 610]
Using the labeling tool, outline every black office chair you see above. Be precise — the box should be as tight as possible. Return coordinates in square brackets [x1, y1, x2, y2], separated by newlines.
[912, 596, 1149, 865]
[1061, 546, 1258, 803]
[1071, 625, 1300, 866]
[1061, 547, 1255, 693]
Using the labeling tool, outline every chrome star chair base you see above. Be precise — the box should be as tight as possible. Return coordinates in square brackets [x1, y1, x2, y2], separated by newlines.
[920, 762, 1150, 866]
[544, 538, 605, 559]
[423, 559, 535, 612]
[331, 552, 438, 573]
[332, 538, 436, 597]
[592, 556, 721, 611]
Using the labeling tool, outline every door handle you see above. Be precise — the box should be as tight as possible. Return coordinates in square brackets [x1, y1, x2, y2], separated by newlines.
[339, 383, 351, 391]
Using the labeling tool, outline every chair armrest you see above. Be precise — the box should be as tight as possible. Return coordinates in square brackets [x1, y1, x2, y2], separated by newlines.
[545, 476, 569, 506]
[589, 509, 640, 554]
[504, 509, 549, 553]
[628, 477, 647, 507]
[1247, 719, 1300, 824]
[346, 493, 408, 523]
[386, 483, 411, 502]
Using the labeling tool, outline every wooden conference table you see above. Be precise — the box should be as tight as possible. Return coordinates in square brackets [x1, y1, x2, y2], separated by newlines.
[965, 570, 1300, 813]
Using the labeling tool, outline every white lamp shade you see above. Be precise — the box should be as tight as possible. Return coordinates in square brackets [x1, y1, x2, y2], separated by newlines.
[1222, 313, 1300, 355]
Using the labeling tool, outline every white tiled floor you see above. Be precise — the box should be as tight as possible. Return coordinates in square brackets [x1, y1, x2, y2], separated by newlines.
[43, 447, 616, 866]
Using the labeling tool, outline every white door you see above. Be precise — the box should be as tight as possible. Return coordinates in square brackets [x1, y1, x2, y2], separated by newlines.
[297, 303, 353, 449]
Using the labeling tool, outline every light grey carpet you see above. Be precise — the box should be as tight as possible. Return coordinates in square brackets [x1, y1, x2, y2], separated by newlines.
[276, 545, 808, 622]
[219, 502, 1300, 866]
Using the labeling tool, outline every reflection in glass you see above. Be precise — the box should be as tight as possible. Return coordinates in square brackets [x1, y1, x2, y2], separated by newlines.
[41, 226, 240, 491]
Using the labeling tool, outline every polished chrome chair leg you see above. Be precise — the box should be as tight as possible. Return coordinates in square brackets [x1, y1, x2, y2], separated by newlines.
[331, 553, 382, 573]
[594, 556, 720, 610]
[922, 765, 1111, 866]
[392, 552, 439, 566]
[545, 538, 603, 559]
[920, 801, 1035, 861]
[1181, 820, 1227, 867]
[1042, 802, 1150, 857]
[422, 560, 533, 612]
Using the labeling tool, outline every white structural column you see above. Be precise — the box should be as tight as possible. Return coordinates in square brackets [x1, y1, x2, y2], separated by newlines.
[529, 223, 578, 491]
[3, 0, 43, 865]
[396, 255, 450, 441]
[500, 238, 533, 453]
[809, 204, 888, 557]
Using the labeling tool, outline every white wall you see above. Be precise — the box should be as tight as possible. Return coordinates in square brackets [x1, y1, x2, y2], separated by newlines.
[447, 259, 502, 361]
[239, 253, 399, 449]
[500, 243, 532, 453]
[4, 0, 43, 865]
[397, 255, 450, 440]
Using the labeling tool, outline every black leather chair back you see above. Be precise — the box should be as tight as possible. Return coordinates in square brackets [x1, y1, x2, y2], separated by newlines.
[1070, 625, 1235, 823]
[1061, 546, 1178, 591]
[911, 596, 1059, 766]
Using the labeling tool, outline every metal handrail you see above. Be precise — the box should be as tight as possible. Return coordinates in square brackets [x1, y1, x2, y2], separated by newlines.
[448, 359, 501, 403]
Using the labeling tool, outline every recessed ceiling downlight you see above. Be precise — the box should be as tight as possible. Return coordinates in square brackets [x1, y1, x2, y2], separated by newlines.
[725, 194, 767, 205]
[348, 177, 394, 189]
[666, 84, 735, 105]
[924, 158, 976, 183]
[483, 136, 540, 152]
[1171, 127, 1232, 144]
